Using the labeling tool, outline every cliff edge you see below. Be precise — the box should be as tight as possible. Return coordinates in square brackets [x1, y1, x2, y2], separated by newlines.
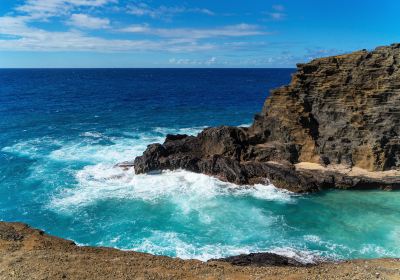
[132, 44, 400, 192]
[1, 222, 399, 280]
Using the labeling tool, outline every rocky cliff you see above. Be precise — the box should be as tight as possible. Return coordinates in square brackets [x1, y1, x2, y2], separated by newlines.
[132, 44, 400, 192]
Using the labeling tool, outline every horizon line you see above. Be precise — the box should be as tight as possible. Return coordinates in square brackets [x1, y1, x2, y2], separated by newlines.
[0, 67, 297, 70]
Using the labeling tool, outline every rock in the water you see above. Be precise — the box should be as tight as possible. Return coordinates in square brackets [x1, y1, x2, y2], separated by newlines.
[133, 44, 400, 192]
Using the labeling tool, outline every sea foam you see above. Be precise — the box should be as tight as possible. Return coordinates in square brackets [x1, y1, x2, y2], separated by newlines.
[50, 167, 293, 212]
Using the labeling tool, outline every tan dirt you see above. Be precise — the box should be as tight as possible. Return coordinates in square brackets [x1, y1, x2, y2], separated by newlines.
[295, 162, 400, 179]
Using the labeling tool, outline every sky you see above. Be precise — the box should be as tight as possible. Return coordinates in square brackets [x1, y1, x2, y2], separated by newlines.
[0, 0, 399, 68]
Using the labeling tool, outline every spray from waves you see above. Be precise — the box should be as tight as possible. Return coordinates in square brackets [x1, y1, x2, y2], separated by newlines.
[49, 168, 294, 212]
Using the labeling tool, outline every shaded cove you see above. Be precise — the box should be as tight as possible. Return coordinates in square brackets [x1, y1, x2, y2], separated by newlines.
[1, 69, 399, 263]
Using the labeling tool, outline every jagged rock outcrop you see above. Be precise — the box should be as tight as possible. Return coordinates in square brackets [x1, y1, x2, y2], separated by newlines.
[132, 44, 400, 192]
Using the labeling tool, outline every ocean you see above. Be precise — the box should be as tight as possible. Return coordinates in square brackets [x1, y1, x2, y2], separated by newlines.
[0, 69, 399, 263]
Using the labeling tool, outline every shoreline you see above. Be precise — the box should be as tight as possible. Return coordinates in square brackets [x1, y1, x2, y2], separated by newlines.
[1, 221, 399, 279]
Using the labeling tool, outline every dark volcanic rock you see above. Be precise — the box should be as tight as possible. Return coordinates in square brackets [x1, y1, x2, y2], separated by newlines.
[133, 44, 400, 192]
[211, 252, 306, 267]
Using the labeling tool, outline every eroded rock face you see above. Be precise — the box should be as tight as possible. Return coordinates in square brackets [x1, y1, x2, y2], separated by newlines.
[133, 44, 400, 192]
[252, 44, 400, 170]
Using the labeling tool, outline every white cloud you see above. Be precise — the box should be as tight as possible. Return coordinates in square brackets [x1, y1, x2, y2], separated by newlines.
[269, 12, 285, 20]
[272, 5, 285, 12]
[235, 48, 342, 67]
[68, 13, 110, 29]
[16, 0, 116, 20]
[304, 48, 343, 60]
[192, 8, 215, 16]
[267, 5, 286, 21]
[120, 24, 267, 39]
[127, 3, 214, 20]
[0, 16, 216, 52]
[168, 56, 220, 66]
[127, 3, 183, 18]
[207, 57, 217, 64]
[0, 1, 268, 56]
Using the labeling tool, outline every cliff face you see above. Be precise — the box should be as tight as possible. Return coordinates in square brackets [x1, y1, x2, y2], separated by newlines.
[252, 44, 400, 171]
[132, 44, 400, 192]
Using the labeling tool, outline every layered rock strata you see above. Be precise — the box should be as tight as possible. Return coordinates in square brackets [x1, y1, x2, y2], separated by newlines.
[132, 44, 400, 192]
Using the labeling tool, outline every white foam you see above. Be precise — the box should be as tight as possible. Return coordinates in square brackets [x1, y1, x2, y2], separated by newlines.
[80, 131, 106, 138]
[2, 126, 205, 167]
[152, 126, 207, 136]
[389, 226, 400, 247]
[232, 184, 294, 202]
[48, 139, 141, 163]
[127, 230, 261, 261]
[303, 234, 354, 259]
[237, 122, 252, 127]
[303, 234, 321, 242]
[2, 129, 166, 164]
[103, 230, 326, 263]
[1, 137, 62, 158]
[301, 234, 399, 261]
[359, 244, 395, 256]
[269, 247, 327, 264]
[50, 166, 294, 212]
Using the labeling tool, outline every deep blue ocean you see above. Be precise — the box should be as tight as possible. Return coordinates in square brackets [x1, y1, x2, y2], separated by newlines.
[1, 69, 399, 263]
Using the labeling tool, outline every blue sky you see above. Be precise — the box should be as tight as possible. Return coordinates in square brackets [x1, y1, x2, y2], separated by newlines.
[0, 0, 398, 67]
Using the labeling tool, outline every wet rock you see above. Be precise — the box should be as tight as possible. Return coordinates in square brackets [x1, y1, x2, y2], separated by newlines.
[212, 252, 306, 267]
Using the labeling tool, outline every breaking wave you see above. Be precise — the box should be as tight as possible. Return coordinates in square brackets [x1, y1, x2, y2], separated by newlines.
[50, 168, 294, 211]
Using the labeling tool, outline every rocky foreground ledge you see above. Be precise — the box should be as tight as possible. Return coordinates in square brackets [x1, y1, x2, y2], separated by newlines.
[132, 44, 400, 192]
[1, 222, 400, 280]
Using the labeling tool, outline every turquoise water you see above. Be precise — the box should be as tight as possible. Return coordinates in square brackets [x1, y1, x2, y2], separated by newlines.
[1, 69, 399, 263]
